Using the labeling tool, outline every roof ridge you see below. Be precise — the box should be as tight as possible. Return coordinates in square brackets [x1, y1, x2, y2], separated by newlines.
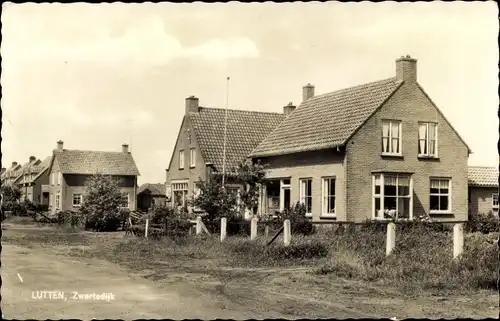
[196, 106, 285, 116]
[311, 77, 399, 101]
[468, 165, 499, 169]
[57, 149, 131, 154]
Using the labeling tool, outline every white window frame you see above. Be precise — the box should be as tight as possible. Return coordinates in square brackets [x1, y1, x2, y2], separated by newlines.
[172, 180, 189, 208]
[51, 172, 55, 186]
[492, 193, 499, 210]
[55, 192, 61, 210]
[321, 177, 336, 218]
[299, 178, 313, 217]
[372, 173, 413, 220]
[72, 193, 83, 207]
[27, 193, 32, 202]
[279, 178, 291, 212]
[57, 172, 62, 185]
[120, 192, 130, 209]
[190, 148, 196, 168]
[179, 150, 185, 169]
[381, 120, 402, 156]
[418, 122, 438, 158]
[429, 178, 452, 214]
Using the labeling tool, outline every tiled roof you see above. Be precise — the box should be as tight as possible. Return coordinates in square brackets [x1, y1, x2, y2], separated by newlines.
[250, 78, 403, 157]
[31, 156, 53, 182]
[468, 166, 499, 187]
[1, 164, 22, 180]
[138, 183, 166, 196]
[190, 107, 287, 171]
[51, 149, 140, 176]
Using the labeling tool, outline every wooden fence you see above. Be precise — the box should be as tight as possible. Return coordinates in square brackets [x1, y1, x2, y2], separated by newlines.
[129, 213, 469, 259]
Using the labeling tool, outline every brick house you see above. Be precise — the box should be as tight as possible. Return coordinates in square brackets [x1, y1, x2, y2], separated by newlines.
[137, 183, 167, 211]
[47, 140, 140, 213]
[166, 96, 287, 213]
[468, 166, 499, 215]
[14, 156, 51, 204]
[249, 55, 471, 222]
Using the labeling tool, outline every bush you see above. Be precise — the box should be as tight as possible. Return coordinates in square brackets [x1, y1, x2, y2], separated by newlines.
[56, 210, 85, 228]
[277, 202, 315, 235]
[85, 211, 121, 232]
[466, 211, 499, 234]
[165, 214, 192, 238]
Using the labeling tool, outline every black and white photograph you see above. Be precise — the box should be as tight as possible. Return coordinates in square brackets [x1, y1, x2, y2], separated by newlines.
[1, 1, 498, 319]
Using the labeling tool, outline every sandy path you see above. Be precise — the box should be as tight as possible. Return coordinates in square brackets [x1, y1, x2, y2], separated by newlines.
[1, 244, 286, 320]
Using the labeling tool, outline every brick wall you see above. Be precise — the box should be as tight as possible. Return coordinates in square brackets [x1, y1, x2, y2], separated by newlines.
[346, 80, 469, 222]
[469, 186, 497, 215]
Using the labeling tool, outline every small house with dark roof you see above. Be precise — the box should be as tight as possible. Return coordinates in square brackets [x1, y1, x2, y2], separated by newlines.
[15, 155, 52, 204]
[137, 183, 167, 211]
[1, 161, 22, 186]
[166, 96, 287, 212]
[468, 166, 499, 215]
[47, 140, 140, 213]
[250, 55, 471, 222]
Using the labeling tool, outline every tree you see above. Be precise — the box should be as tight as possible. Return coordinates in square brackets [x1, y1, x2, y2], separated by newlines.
[79, 174, 123, 232]
[234, 159, 268, 216]
[0, 184, 21, 204]
[189, 176, 239, 232]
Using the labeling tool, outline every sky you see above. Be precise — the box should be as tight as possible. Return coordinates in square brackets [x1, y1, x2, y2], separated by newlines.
[1, 2, 498, 185]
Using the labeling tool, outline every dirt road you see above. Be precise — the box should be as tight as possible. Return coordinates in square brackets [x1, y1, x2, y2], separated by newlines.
[2, 243, 293, 320]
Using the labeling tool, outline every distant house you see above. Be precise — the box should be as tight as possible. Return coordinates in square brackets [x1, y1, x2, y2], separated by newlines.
[1, 162, 22, 186]
[468, 166, 499, 215]
[14, 156, 51, 204]
[249, 55, 471, 222]
[166, 96, 287, 214]
[137, 183, 167, 211]
[47, 140, 141, 213]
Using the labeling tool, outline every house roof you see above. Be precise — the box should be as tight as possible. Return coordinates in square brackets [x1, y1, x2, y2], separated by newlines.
[49, 149, 140, 176]
[14, 156, 52, 184]
[138, 183, 166, 196]
[31, 156, 53, 182]
[468, 166, 499, 188]
[250, 78, 404, 157]
[1, 164, 22, 180]
[189, 107, 287, 171]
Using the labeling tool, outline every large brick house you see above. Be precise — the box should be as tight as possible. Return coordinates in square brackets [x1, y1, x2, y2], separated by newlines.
[166, 96, 287, 212]
[468, 166, 499, 215]
[14, 156, 51, 204]
[47, 140, 140, 213]
[249, 55, 471, 222]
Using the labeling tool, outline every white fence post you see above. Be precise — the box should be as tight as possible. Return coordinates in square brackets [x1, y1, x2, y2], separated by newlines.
[283, 219, 291, 246]
[250, 217, 258, 241]
[453, 223, 464, 259]
[196, 216, 202, 235]
[264, 224, 270, 238]
[386, 222, 396, 256]
[145, 218, 149, 239]
[220, 217, 227, 242]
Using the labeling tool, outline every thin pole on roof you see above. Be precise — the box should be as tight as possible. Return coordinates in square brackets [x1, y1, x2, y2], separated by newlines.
[222, 76, 230, 188]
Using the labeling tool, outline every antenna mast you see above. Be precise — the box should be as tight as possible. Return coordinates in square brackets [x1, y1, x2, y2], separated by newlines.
[222, 76, 230, 188]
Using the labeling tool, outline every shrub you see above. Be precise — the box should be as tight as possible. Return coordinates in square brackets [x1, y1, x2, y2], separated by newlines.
[466, 211, 499, 234]
[56, 210, 85, 228]
[165, 214, 192, 238]
[277, 202, 315, 235]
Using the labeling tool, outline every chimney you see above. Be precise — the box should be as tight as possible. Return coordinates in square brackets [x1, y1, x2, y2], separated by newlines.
[283, 102, 296, 116]
[302, 83, 315, 102]
[11, 161, 18, 168]
[396, 54, 417, 82]
[122, 144, 129, 153]
[185, 96, 200, 115]
[29, 156, 36, 163]
[57, 140, 64, 151]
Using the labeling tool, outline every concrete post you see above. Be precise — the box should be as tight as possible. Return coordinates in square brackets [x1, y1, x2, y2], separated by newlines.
[250, 217, 258, 240]
[145, 219, 149, 239]
[453, 223, 464, 259]
[196, 216, 202, 235]
[284, 219, 291, 246]
[386, 222, 396, 256]
[220, 217, 227, 242]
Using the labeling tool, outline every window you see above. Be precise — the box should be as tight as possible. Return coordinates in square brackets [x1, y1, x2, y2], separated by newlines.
[58, 172, 62, 185]
[418, 122, 438, 157]
[121, 193, 130, 208]
[179, 150, 185, 169]
[55, 192, 61, 210]
[321, 177, 336, 217]
[299, 178, 313, 216]
[51, 172, 55, 185]
[190, 148, 196, 168]
[226, 186, 242, 214]
[382, 120, 402, 155]
[492, 193, 498, 209]
[151, 198, 156, 207]
[430, 179, 451, 213]
[172, 181, 188, 208]
[373, 173, 412, 220]
[73, 194, 83, 207]
[27, 193, 32, 202]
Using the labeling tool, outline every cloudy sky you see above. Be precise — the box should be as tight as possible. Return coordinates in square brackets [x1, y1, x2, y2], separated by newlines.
[2, 2, 498, 184]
